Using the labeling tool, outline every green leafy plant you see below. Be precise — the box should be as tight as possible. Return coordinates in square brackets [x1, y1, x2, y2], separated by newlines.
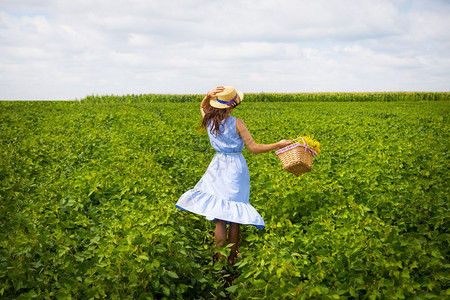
[0, 98, 448, 299]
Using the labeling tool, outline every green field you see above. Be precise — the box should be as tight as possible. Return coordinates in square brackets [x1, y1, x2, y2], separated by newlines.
[1, 97, 449, 299]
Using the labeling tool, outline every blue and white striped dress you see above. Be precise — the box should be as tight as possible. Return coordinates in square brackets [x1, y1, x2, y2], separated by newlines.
[175, 116, 265, 230]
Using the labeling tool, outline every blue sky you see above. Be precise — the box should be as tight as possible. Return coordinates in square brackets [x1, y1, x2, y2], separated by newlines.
[1, 0, 449, 100]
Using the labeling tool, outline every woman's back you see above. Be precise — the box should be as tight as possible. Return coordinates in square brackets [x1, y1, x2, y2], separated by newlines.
[207, 116, 244, 154]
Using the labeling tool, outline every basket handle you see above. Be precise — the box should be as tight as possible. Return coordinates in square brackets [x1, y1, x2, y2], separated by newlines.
[292, 137, 306, 144]
[292, 137, 317, 156]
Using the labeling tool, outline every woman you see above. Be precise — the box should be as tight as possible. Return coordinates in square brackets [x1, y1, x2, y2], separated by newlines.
[176, 86, 291, 264]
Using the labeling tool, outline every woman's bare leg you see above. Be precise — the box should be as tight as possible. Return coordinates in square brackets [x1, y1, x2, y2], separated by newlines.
[215, 219, 227, 261]
[228, 222, 240, 264]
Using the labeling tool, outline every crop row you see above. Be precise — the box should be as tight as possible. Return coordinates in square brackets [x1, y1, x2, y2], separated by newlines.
[79, 92, 450, 103]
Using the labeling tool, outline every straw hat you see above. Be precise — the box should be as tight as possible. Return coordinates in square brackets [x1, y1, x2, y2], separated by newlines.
[210, 86, 244, 109]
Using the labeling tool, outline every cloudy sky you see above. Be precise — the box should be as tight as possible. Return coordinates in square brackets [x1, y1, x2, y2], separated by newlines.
[1, 0, 449, 100]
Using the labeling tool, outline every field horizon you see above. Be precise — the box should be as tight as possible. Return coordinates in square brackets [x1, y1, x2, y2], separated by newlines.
[1, 91, 449, 102]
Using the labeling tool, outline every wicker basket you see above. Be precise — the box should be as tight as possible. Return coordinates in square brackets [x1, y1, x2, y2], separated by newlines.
[275, 139, 316, 177]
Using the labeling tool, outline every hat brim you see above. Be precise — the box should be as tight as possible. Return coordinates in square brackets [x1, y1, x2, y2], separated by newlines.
[210, 90, 244, 109]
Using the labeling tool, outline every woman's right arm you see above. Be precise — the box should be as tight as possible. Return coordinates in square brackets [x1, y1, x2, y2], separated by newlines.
[200, 86, 225, 118]
[236, 118, 292, 154]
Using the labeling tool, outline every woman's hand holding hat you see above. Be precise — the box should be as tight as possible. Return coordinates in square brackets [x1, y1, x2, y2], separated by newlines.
[201, 86, 225, 114]
[206, 86, 225, 99]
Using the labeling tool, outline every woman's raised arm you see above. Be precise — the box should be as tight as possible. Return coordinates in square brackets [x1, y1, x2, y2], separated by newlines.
[200, 86, 225, 118]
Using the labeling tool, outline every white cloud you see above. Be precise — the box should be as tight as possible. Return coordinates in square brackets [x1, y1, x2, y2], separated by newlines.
[0, 0, 449, 100]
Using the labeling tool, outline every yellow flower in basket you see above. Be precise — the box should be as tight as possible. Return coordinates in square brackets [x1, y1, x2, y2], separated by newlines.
[275, 136, 321, 177]
[294, 136, 321, 156]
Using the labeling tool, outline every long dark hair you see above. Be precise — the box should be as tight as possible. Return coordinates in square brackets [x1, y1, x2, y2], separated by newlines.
[201, 103, 234, 135]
